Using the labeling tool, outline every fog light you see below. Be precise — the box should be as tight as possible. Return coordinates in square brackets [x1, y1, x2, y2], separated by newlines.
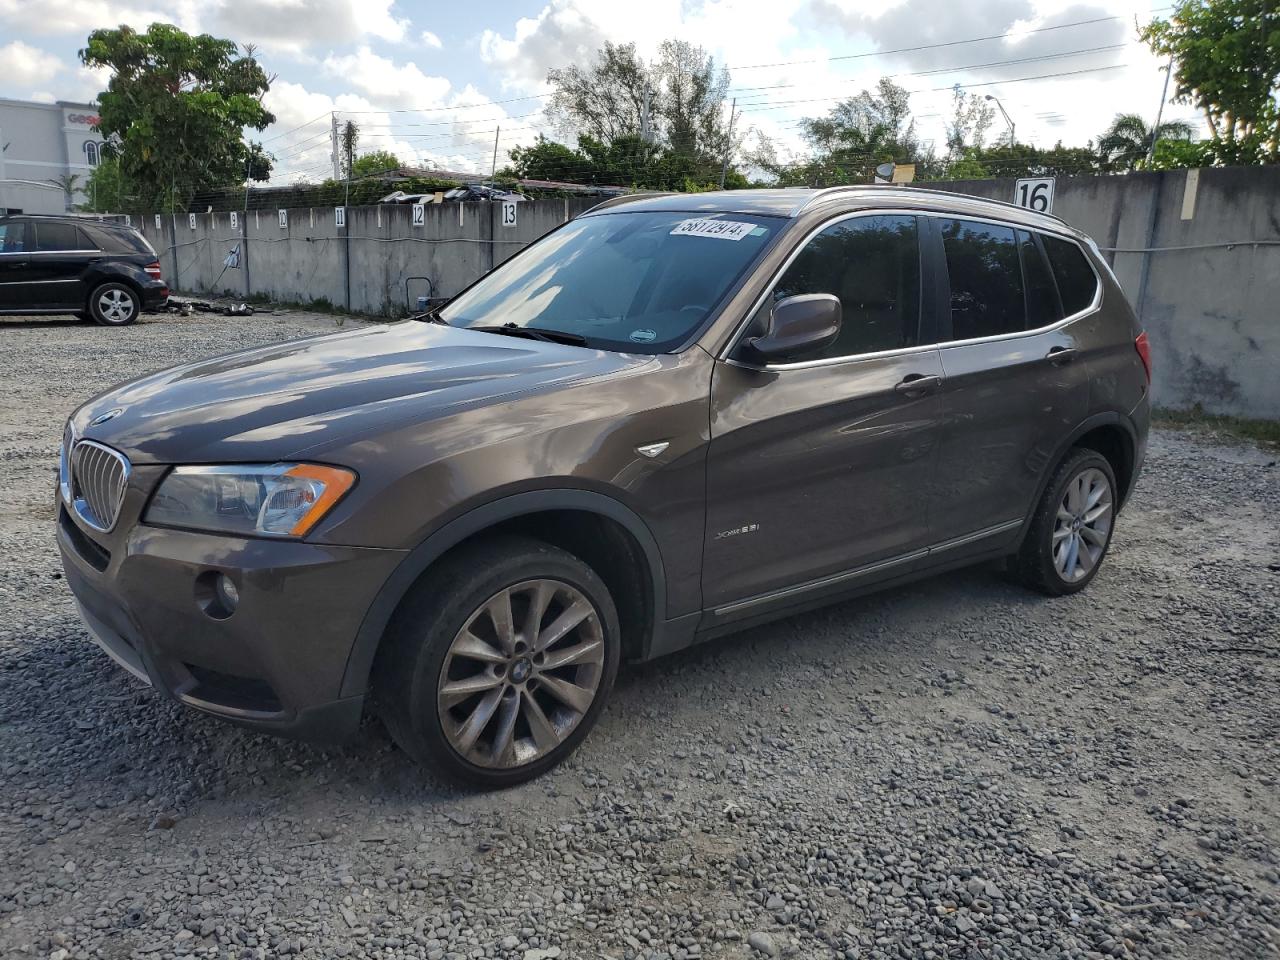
[195, 570, 239, 620]
[216, 575, 239, 610]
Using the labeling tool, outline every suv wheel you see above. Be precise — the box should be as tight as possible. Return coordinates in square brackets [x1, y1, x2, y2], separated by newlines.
[88, 282, 140, 326]
[375, 536, 620, 787]
[1014, 448, 1117, 596]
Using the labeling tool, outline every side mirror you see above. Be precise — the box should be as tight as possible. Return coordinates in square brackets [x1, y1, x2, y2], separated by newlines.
[743, 293, 842, 363]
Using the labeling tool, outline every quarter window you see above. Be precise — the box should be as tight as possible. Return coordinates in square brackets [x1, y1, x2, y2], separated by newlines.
[34, 222, 84, 251]
[940, 218, 1025, 340]
[1042, 234, 1098, 316]
[766, 214, 920, 359]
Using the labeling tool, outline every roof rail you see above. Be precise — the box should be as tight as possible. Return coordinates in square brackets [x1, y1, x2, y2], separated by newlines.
[797, 183, 1068, 225]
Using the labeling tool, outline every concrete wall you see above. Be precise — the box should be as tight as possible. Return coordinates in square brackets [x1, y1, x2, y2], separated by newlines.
[142, 197, 600, 316]
[141, 171, 1279, 418]
[928, 167, 1280, 419]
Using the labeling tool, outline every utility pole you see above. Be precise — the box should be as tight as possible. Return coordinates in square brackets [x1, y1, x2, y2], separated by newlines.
[1145, 55, 1175, 167]
[640, 82, 652, 144]
[330, 113, 341, 181]
[242, 153, 252, 300]
[719, 98, 737, 190]
[490, 126, 500, 187]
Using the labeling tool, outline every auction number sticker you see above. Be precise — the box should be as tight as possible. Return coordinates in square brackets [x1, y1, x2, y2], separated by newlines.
[670, 218, 756, 241]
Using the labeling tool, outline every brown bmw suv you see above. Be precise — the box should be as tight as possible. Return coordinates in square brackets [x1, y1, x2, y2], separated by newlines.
[57, 187, 1150, 786]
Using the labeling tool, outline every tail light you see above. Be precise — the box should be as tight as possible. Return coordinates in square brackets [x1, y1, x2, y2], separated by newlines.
[1134, 331, 1152, 385]
[144, 261, 163, 280]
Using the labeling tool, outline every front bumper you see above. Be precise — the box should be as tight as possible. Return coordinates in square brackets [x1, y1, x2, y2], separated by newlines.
[57, 472, 405, 741]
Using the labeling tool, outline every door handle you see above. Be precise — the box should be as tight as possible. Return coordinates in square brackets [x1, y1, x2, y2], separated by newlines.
[1046, 346, 1077, 365]
[894, 374, 942, 396]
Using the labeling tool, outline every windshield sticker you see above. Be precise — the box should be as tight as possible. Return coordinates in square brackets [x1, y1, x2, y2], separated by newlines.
[629, 329, 657, 343]
[670, 218, 758, 241]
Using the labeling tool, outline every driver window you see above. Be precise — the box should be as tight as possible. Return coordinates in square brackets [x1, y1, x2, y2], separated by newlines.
[756, 214, 921, 360]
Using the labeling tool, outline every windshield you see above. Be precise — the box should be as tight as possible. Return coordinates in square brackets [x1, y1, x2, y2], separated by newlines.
[438, 210, 780, 352]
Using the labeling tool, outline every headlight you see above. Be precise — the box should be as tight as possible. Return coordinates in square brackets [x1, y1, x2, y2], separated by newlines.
[144, 463, 356, 538]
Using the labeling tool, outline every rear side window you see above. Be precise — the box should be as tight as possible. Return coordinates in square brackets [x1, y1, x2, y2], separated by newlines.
[1018, 230, 1063, 328]
[941, 218, 1024, 340]
[33, 221, 86, 252]
[1042, 235, 1098, 316]
[768, 214, 920, 358]
[0, 222, 27, 253]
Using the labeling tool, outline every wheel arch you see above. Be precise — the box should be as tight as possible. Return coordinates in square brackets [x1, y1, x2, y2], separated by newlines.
[340, 489, 667, 700]
[1018, 412, 1138, 547]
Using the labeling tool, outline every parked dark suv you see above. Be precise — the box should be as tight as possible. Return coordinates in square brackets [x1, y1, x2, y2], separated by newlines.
[0, 214, 168, 325]
[57, 187, 1150, 786]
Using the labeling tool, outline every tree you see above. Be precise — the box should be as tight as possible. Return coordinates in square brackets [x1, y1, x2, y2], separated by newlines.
[1141, 0, 1280, 163]
[49, 173, 82, 210]
[340, 120, 359, 178]
[1097, 112, 1194, 170]
[944, 84, 995, 160]
[790, 78, 931, 185]
[79, 23, 276, 211]
[350, 150, 402, 179]
[82, 156, 125, 212]
[545, 39, 737, 178]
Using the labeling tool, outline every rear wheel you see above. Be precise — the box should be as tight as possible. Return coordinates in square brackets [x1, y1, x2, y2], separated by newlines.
[88, 282, 140, 326]
[374, 536, 620, 788]
[1014, 448, 1117, 596]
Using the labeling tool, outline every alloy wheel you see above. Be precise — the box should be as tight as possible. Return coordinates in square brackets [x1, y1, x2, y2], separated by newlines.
[1052, 466, 1113, 582]
[98, 288, 135, 323]
[437, 579, 605, 769]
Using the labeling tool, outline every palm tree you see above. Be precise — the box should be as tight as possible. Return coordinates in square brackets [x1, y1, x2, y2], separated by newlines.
[1098, 113, 1194, 171]
[49, 173, 82, 210]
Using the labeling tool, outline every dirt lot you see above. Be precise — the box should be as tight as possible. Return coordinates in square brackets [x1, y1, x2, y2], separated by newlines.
[1, 310, 1277, 960]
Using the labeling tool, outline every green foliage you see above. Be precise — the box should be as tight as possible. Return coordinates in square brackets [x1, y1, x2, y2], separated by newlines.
[80, 23, 276, 211]
[945, 85, 996, 158]
[351, 150, 402, 179]
[505, 134, 738, 191]
[1141, 0, 1280, 162]
[82, 156, 125, 211]
[1097, 112, 1194, 170]
[944, 150, 989, 180]
[1147, 137, 1214, 169]
[790, 78, 930, 185]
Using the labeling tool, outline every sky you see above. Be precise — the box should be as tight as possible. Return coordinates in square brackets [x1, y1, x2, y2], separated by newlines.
[0, 0, 1203, 184]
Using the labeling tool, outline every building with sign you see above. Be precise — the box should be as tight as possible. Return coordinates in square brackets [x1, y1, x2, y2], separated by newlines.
[0, 98, 104, 215]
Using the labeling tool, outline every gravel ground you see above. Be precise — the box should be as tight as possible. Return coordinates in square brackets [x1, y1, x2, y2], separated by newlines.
[1, 309, 1278, 960]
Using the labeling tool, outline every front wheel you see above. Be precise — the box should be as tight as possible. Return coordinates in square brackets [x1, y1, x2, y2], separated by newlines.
[1014, 448, 1117, 596]
[374, 536, 620, 788]
[88, 282, 140, 326]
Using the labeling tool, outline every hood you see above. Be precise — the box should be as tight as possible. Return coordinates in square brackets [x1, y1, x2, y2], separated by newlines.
[72, 321, 645, 464]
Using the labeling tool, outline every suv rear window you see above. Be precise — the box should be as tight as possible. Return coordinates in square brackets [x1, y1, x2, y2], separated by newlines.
[1018, 230, 1063, 329]
[940, 218, 1024, 340]
[1041, 235, 1098, 316]
[33, 221, 86, 252]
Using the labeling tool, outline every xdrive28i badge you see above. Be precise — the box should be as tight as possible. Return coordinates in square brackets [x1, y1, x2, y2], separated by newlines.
[89, 408, 124, 426]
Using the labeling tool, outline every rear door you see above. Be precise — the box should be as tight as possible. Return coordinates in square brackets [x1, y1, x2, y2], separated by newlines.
[0, 221, 32, 308]
[704, 213, 946, 613]
[927, 217, 1090, 546]
[28, 220, 96, 308]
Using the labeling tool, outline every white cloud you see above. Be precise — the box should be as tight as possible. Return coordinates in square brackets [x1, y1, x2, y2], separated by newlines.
[420, 30, 442, 49]
[322, 46, 451, 109]
[0, 0, 201, 35]
[0, 40, 63, 88]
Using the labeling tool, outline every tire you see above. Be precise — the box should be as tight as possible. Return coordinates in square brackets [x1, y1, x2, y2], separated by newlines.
[1014, 448, 1118, 596]
[373, 535, 621, 788]
[87, 282, 140, 326]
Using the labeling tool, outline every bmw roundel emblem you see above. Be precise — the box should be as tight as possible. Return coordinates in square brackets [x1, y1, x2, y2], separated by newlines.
[89, 408, 124, 426]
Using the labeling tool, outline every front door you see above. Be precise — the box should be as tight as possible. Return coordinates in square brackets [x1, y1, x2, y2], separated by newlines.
[703, 213, 945, 611]
[927, 218, 1091, 545]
